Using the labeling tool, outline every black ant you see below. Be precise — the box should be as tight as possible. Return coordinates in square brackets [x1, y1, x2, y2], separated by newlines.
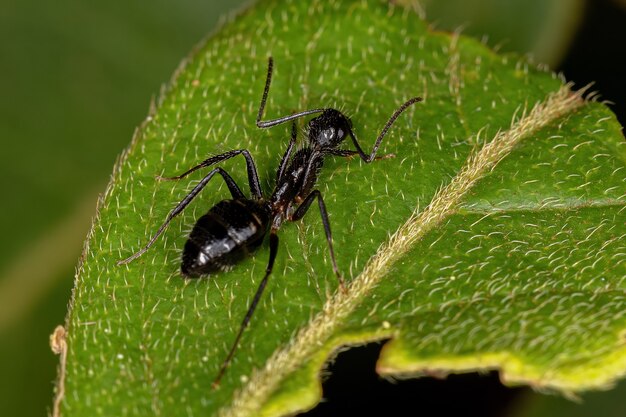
[118, 57, 421, 387]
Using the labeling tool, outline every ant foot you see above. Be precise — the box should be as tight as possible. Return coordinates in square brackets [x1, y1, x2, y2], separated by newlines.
[375, 153, 396, 160]
[155, 174, 180, 181]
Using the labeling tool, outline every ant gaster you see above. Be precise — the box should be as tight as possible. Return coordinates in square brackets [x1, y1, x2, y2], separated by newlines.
[118, 57, 422, 386]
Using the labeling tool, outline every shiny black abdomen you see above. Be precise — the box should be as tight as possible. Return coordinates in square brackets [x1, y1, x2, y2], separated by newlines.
[181, 199, 270, 277]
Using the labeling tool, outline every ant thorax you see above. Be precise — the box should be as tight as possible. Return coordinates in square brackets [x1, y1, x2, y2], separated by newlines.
[270, 147, 323, 212]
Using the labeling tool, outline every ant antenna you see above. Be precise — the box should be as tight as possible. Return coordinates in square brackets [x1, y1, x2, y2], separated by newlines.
[256, 57, 325, 128]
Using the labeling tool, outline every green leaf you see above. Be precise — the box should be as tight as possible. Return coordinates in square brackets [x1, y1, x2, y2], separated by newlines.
[54, 0, 626, 416]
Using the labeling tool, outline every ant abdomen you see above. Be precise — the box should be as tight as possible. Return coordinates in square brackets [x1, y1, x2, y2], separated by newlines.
[181, 199, 271, 278]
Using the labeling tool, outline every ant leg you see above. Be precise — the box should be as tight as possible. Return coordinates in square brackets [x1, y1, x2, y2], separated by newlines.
[347, 97, 422, 162]
[256, 57, 324, 128]
[292, 190, 345, 291]
[212, 231, 279, 388]
[276, 122, 297, 183]
[118, 167, 244, 265]
[328, 149, 396, 161]
[328, 149, 359, 158]
[158, 149, 263, 199]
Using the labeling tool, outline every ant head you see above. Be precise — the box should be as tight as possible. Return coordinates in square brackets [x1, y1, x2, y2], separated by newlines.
[308, 108, 352, 149]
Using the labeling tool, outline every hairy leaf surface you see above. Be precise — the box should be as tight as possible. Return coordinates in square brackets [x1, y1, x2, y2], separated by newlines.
[55, 0, 626, 416]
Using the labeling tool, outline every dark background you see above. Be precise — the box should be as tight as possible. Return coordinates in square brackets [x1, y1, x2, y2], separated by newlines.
[0, 0, 624, 416]
[560, 0, 626, 126]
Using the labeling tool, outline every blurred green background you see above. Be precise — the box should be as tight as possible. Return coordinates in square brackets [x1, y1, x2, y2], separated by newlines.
[1, 0, 624, 416]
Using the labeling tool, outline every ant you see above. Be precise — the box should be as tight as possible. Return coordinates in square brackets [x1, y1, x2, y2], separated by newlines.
[118, 57, 421, 387]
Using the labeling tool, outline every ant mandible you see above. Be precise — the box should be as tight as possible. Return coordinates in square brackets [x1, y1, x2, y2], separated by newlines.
[118, 57, 421, 386]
